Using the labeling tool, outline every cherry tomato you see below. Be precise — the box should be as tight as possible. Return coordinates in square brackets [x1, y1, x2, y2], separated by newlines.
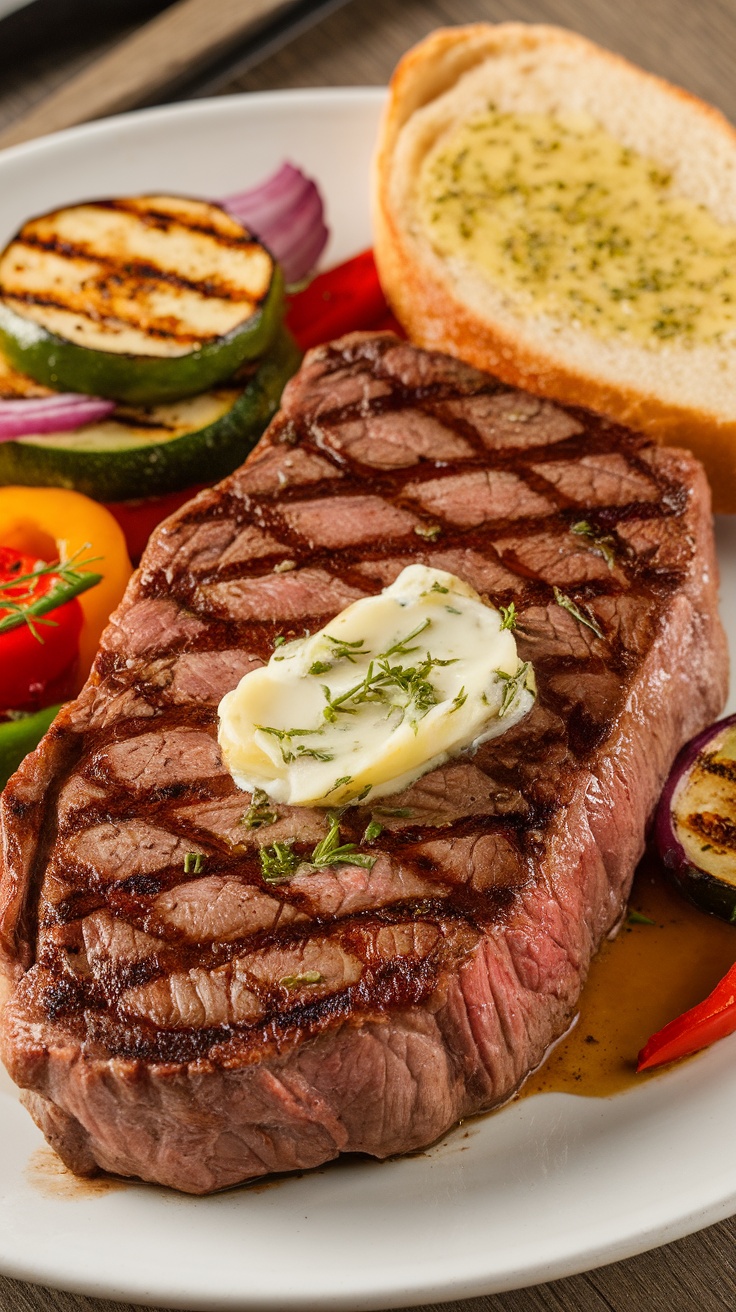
[0, 546, 83, 712]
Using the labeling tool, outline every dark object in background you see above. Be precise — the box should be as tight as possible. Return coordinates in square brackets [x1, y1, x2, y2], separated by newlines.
[0, 0, 349, 146]
[0, 0, 175, 68]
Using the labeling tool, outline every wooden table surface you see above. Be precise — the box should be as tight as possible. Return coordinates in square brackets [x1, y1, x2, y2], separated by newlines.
[1, 1, 735, 1310]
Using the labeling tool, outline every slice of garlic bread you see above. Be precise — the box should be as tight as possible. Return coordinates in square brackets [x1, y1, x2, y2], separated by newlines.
[373, 23, 736, 510]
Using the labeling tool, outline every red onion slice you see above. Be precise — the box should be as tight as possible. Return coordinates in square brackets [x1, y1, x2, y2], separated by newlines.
[222, 162, 329, 285]
[0, 394, 116, 441]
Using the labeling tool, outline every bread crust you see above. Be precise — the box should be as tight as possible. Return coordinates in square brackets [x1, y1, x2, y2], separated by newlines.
[372, 24, 736, 513]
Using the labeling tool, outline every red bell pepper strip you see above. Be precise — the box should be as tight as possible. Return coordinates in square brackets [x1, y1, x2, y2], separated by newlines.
[637, 961, 736, 1071]
[0, 547, 85, 711]
[286, 249, 403, 351]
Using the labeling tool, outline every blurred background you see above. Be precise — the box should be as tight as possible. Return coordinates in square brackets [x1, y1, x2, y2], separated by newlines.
[1, 0, 735, 148]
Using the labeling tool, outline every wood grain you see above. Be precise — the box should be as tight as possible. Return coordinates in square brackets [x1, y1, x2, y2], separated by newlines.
[0, 0, 302, 149]
[0, 0, 735, 1309]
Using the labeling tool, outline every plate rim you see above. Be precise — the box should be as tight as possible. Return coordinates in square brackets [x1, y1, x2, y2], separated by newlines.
[0, 84, 388, 168]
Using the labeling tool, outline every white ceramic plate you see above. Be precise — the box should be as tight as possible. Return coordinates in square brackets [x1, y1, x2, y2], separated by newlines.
[0, 88, 734, 1311]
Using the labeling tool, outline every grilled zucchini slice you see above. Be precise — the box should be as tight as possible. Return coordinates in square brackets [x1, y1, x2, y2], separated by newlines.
[0, 195, 283, 405]
[0, 329, 300, 501]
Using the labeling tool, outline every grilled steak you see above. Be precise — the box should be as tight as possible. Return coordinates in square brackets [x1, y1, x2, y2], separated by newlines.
[0, 334, 727, 1194]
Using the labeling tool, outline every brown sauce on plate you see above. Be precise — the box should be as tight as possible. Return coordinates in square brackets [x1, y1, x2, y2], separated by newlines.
[521, 856, 735, 1099]
[25, 1146, 127, 1198]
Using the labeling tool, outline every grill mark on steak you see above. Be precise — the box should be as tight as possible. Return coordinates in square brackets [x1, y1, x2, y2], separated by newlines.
[0, 331, 727, 1192]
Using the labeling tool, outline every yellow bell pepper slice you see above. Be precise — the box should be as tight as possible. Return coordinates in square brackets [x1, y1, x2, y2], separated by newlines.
[0, 487, 132, 681]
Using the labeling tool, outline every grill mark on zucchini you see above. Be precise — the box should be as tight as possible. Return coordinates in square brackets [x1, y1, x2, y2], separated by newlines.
[102, 412, 203, 433]
[4, 292, 223, 346]
[697, 752, 736, 784]
[13, 233, 268, 306]
[683, 809, 736, 851]
[96, 198, 261, 250]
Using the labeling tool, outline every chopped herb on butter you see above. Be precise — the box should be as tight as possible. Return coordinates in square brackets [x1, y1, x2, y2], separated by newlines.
[254, 724, 334, 764]
[219, 565, 535, 808]
[499, 602, 517, 630]
[450, 686, 468, 712]
[325, 634, 369, 662]
[495, 662, 532, 717]
[309, 659, 332, 676]
[331, 774, 353, 792]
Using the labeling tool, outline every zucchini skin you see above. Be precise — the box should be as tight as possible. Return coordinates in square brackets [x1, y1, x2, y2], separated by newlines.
[0, 328, 301, 502]
[0, 267, 284, 406]
[666, 861, 736, 922]
[0, 704, 60, 791]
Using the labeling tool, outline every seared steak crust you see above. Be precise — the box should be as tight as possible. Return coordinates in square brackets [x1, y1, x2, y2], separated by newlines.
[0, 334, 727, 1193]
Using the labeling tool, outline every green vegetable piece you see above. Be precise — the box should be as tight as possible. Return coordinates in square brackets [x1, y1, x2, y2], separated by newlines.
[0, 269, 284, 405]
[553, 587, 605, 640]
[0, 328, 300, 502]
[280, 971, 323, 989]
[0, 193, 284, 404]
[363, 820, 383, 843]
[0, 703, 60, 791]
[260, 840, 300, 884]
[305, 814, 376, 871]
[571, 520, 616, 569]
[242, 787, 277, 830]
[495, 662, 533, 716]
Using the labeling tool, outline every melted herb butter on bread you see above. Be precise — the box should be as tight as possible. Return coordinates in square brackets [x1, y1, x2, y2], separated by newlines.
[418, 109, 736, 346]
[218, 564, 535, 808]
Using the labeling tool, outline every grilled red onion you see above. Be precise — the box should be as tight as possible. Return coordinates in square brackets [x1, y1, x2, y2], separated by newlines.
[654, 713, 736, 922]
[222, 162, 329, 285]
[0, 393, 115, 441]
